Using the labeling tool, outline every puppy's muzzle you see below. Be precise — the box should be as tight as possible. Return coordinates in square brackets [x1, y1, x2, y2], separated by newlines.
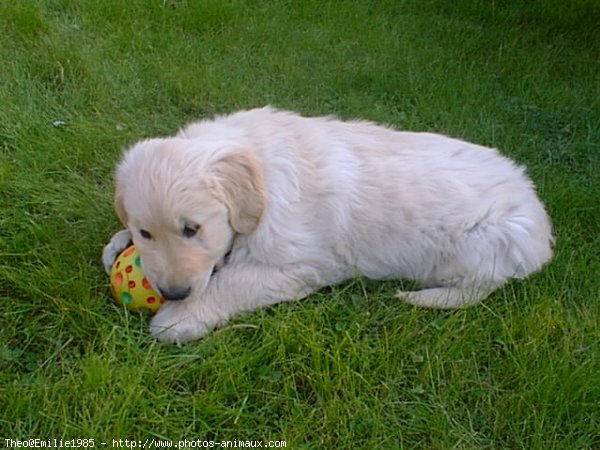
[158, 286, 191, 301]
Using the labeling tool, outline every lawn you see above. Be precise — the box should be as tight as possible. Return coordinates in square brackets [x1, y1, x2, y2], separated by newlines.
[1, 0, 599, 448]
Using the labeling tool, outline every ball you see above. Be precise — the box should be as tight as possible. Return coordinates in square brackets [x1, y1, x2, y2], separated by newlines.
[109, 245, 165, 314]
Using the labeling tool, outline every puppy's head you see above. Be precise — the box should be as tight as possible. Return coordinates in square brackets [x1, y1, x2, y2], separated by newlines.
[114, 138, 266, 301]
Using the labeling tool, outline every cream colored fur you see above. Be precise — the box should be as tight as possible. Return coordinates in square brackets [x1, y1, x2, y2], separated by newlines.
[102, 107, 553, 343]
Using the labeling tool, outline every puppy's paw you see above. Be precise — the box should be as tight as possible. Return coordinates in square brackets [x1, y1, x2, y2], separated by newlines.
[396, 290, 409, 299]
[397, 287, 479, 309]
[150, 301, 210, 344]
[102, 229, 132, 274]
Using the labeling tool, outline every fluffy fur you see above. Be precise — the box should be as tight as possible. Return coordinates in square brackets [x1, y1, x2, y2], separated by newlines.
[102, 107, 553, 343]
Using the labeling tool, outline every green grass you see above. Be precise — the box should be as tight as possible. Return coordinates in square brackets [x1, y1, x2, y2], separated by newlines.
[1, 0, 599, 448]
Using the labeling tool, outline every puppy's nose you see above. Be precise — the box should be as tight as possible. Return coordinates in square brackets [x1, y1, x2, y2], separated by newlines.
[158, 286, 191, 301]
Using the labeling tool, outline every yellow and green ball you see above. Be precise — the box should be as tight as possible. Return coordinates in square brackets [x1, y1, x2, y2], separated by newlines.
[109, 245, 165, 314]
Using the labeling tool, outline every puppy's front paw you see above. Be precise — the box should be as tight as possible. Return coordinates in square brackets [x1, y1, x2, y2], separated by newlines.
[150, 301, 210, 344]
[102, 229, 132, 274]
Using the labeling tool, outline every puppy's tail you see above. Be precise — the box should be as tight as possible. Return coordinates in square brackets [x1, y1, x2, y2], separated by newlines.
[398, 194, 553, 309]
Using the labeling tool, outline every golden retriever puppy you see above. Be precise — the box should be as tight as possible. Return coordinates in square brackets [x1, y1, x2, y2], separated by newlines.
[102, 107, 553, 343]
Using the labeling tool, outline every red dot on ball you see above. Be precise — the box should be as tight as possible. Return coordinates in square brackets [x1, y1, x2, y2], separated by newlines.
[114, 272, 124, 286]
[147, 297, 156, 304]
[123, 247, 136, 257]
[129, 280, 136, 289]
[142, 278, 152, 290]
[125, 265, 133, 273]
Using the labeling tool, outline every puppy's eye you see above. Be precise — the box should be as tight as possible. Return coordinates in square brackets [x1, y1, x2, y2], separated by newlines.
[182, 224, 200, 238]
[140, 229, 152, 240]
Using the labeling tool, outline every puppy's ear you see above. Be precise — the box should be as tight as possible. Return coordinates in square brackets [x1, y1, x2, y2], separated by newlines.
[210, 152, 266, 234]
[114, 186, 128, 226]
